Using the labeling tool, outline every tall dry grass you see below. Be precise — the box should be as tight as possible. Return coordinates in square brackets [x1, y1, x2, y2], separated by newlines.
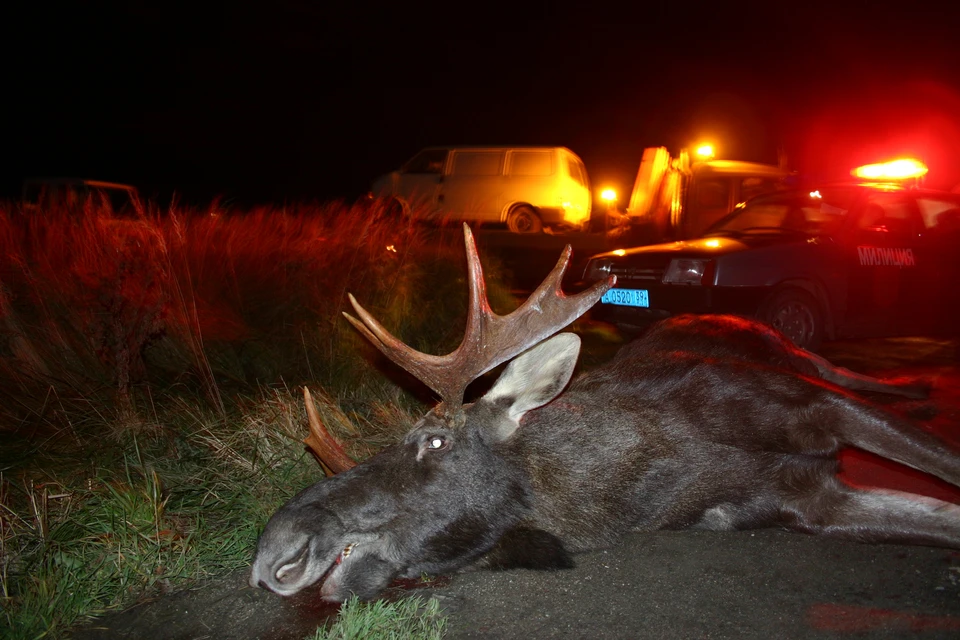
[0, 197, 514, 432]
[0, 196, 518, 638]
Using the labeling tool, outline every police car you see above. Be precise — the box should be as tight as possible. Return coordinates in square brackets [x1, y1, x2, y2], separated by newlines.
[583, 160, 960, 350]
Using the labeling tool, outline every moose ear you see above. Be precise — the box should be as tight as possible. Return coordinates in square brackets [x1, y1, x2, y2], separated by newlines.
[481, 333, 581, 438]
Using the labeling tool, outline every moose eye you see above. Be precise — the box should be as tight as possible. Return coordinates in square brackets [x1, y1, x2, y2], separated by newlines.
[426, 436, 447, 450]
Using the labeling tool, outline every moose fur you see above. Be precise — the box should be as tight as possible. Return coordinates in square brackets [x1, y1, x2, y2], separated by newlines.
[251, 312, 960, 602]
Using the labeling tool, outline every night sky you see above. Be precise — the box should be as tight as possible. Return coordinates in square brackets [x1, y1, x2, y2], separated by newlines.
[7, 1, 960, 206]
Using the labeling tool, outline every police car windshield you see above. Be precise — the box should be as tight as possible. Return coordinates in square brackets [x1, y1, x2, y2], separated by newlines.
[704, 187, 860, 237]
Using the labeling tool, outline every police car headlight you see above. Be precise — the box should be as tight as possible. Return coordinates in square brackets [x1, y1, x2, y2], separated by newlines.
[584, 258, 613, 281]
[663, 259, 709, 285]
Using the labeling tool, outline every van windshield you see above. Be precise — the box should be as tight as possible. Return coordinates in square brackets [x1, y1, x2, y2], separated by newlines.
[401, 150, 447, 174]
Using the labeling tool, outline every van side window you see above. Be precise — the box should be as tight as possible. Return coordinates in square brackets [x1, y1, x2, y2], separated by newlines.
[451, 151, 501, 176]
[509, 151, 552, 176]
[401, 150, 448, 174]
[566, 157, 587, 187]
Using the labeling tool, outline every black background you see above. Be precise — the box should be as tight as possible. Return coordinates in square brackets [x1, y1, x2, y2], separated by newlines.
[6, 1, 960, 206]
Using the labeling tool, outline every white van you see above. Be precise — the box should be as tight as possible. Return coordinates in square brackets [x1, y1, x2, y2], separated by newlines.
[369, 146, 592, 233]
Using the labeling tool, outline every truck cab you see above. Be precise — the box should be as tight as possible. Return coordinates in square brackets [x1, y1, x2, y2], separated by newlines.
[623, 147, 791, 243]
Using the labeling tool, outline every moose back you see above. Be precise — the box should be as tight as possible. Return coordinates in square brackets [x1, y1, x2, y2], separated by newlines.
[250, 224, 960, 602]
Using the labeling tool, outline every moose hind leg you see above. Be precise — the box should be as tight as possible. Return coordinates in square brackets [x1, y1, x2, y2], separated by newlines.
[801, 349, 931, 399]
[785, 480, 960, 548]
[817, 396, 960, 488]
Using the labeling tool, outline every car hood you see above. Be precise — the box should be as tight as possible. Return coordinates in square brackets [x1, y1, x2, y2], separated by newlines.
[597, 233, 808, 261]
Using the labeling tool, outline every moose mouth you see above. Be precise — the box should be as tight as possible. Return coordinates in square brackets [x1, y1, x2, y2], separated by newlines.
[319, 542, 357, 598]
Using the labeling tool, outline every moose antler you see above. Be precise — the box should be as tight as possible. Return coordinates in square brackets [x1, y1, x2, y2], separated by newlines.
[343, 223, 616, 418]
[303, 387, 358, 475]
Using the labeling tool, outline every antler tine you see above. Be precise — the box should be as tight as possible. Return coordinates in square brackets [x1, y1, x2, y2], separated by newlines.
[489, 242, 615, 366]
[303, 387, 358, 476]
[343, 223, 616, 418]
[343, 297, 459, 402]
[341, 225, 495, 406]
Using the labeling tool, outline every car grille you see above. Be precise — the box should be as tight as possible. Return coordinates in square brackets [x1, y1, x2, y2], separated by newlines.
[610, 266, 664, 282]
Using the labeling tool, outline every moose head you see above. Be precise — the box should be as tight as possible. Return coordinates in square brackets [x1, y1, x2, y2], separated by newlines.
[250, 223, 615, 600]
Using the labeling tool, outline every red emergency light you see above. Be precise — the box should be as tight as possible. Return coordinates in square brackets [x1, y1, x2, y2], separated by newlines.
[851, 158, 928, 181]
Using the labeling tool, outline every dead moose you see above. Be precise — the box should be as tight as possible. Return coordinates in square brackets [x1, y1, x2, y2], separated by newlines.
[250, 223, 960, 602]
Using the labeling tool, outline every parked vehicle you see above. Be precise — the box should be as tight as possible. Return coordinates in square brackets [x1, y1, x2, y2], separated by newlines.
[620, 146, 792, 243]
[369, 146, 592, 233]
[21, 177, 140, 217]
[583, 159, 959, 350]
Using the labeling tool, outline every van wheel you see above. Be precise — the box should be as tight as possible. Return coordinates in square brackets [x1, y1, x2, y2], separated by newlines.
[757, 287, 824, 351]
[507, 206, 542, 234]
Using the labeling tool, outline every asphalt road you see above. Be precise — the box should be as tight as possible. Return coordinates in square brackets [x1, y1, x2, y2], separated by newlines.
[74, 336, 960, 640]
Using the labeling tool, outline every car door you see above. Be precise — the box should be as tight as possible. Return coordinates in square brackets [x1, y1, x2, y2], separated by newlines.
[395, 149, 448, 213]
[842, 190, 922, 337]
[909, 193, 960, 336]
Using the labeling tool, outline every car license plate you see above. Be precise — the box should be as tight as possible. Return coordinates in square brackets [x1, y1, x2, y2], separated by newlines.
[601, 288, 649, 308]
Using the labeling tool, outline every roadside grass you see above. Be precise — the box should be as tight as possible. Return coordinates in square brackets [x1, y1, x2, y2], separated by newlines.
[309, 595, 447, 640]
[0, 382, 404, 639]
[0, 197, 530, 639]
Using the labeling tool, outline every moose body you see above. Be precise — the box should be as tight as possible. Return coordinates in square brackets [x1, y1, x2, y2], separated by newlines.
[502, 316, 954, 550]
[251, 225, 960, 602]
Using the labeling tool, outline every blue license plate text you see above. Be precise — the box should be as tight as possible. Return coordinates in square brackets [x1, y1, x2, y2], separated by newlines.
[601, 288, 649, 308]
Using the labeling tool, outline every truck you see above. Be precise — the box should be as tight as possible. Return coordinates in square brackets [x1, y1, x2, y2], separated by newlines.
[611, 146, 793, 244]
